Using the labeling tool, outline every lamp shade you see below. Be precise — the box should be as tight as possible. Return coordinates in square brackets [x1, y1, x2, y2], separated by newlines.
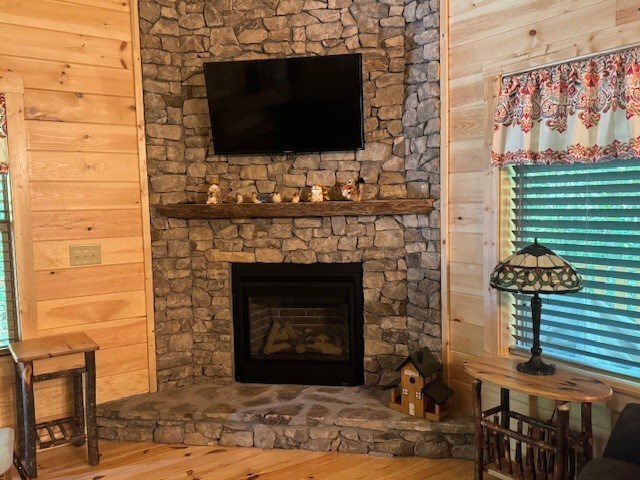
[490, 240, 583, 294]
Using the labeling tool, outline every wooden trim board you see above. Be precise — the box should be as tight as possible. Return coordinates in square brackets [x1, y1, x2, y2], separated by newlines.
[130, 0, 157, 393]
[439, 0, 451, 385]
[1, 74, 38, 340]
[482, 75, 502, 356]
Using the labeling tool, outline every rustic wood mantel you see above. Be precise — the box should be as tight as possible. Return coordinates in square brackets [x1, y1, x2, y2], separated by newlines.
[156, 199, 435, 219]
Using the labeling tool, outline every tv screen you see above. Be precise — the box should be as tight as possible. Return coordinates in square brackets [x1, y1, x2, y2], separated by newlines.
[203, 54, 364, 155]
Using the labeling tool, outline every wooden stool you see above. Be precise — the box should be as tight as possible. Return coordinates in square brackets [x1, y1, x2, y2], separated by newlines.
[9, 333, 100, 478]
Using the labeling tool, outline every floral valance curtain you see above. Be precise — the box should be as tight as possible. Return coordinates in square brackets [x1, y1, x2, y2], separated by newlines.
[491, 46, 640, 166]
[0, 93, 7, 173]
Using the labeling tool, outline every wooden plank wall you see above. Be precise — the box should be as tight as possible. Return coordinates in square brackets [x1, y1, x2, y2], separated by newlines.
[0, 0, 154, 426]
[446, 0, 640, 450]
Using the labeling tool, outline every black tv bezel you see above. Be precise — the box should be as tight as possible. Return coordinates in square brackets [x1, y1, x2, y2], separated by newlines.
[203, 53, 365, 156]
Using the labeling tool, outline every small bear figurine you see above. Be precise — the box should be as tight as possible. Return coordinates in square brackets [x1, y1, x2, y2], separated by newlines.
[235, 193, 244, 204]
[206, 184, 221, 205]
[271, 192, 282, 203]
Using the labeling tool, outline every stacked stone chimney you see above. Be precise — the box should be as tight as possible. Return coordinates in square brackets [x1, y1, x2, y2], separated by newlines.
[139, 0, 442, 390]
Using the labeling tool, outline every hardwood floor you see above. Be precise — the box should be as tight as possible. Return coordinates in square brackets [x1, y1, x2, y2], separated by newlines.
[33, 441, 478, 480]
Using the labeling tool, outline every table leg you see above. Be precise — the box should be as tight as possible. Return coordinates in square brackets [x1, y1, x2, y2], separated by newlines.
[473, 379, 484, 480]
[72, 370, 86, 447]
[84, 352, 99, 466]
[500, 388, 510, 447]
[17, 361, 36, 479]
[555, 402, 570, 480]
[581, 403, 592, 463]
[13, 363, 24, 459]
[500, 388, 512, 474]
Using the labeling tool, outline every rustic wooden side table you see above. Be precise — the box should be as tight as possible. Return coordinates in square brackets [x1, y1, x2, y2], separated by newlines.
[9, 333, 100, 478]
[464, 356, 612, 480]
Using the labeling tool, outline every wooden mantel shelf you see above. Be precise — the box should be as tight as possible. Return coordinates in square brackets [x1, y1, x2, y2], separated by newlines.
[156, 199, 434, 219]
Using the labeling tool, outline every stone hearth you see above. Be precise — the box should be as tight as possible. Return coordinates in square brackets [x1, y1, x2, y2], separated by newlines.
[98, 384, 474, 459]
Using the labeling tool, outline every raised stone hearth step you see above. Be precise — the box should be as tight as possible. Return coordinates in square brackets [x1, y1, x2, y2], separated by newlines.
[97, 383, 474, 459]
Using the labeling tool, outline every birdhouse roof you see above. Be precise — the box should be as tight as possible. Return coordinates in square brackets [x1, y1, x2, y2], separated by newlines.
[422, 379, 455, 404]
[396, 347, 442, 377]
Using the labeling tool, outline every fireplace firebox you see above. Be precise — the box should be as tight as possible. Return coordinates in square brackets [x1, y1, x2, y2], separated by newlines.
[231, 263, 364, 385]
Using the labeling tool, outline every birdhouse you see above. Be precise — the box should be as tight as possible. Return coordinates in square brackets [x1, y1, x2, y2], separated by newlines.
[384, 347, 454, 421]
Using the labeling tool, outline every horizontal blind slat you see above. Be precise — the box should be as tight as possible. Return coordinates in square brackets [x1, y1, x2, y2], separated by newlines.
[512, 231, 640, 244]
[517, 185, 640, 196]
[513, 328, 640, 359]
[513, 310, 640, 342]
[511, 197, 640, 208]
[519, 298, 640, 323]
[513, 170, 640, 184]
[512, 220, 640, 232]
[511, 336, 640, 370]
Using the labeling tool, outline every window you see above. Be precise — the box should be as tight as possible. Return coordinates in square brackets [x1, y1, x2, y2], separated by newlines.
[507, 157, 640, 379]
[0, 173, 17, 348]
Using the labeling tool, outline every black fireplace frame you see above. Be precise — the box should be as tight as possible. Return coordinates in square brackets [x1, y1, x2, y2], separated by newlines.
[231, 263, 364, 386]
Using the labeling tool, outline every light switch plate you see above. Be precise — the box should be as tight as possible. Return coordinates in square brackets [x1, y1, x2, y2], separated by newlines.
[69, 244, 101, 266]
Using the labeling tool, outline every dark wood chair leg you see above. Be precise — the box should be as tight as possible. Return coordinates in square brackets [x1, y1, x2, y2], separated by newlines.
[84, 352, 99, 466]
[473, 379, 484, 480]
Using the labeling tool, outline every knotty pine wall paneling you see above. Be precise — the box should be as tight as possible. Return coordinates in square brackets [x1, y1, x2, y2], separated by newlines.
[0, 0, 154, 426]
[446, 0, 640, 451]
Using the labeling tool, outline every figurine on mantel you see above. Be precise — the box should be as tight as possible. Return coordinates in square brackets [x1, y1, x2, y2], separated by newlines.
[271, 192, 282, 203]
[235, 193, 244, 204]
[291, 190, 301, 203]
[206, 184, 221, 204]
[251, 192, 268, 204]
[341, 178, 364, 202]
[309, 185, 324, 202]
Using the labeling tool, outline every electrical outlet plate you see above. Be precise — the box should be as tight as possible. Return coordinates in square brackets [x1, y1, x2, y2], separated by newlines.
[69, 244, 101, 266]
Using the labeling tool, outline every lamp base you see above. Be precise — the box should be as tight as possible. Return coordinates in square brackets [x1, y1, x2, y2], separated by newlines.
[517, 354, 555, 376]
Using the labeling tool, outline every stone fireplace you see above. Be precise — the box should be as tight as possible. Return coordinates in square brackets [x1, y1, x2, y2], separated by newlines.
[232, 262, 364, 385]
[141, 0, 442, 391]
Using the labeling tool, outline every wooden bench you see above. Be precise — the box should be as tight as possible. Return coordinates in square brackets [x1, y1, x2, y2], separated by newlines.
[9, 333, 100, 478]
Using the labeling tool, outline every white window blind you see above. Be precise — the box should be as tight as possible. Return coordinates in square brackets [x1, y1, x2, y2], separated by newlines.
[0, 174, 18, 348]
[509, 157, 640, 379]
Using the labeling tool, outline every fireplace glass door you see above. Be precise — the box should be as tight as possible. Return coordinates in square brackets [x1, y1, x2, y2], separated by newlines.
[232, 263, 364, 385]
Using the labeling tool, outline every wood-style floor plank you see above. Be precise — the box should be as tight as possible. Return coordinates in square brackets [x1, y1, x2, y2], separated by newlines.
[34, 441, 483, 480]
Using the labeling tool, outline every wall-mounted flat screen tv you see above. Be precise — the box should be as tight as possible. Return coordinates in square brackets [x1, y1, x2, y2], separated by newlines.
[203, 54, 364, 155]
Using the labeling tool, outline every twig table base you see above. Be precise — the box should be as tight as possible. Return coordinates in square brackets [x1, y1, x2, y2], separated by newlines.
[464, 356, 612, 480]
